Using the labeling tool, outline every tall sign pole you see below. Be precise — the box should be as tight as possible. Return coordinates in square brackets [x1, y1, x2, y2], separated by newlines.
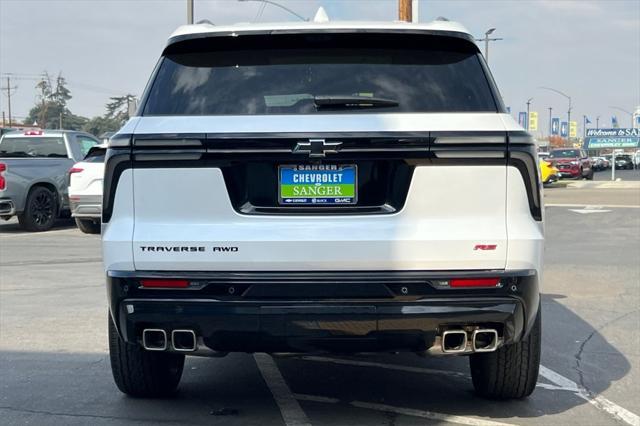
[187, 0, 194, 24]
[399, 0, 412, 22]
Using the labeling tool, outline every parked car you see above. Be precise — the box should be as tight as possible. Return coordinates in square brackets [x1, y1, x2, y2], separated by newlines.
[68, 144, 106, 234]
[548, 148, 593, 179]
[614, 154, 634, 170]
[104, 19, 543, 400]
[590, 156, 608, 171]
[540, 158, 559, 185]
[0, 130, 100, 231]
[634, 150, 640, 169]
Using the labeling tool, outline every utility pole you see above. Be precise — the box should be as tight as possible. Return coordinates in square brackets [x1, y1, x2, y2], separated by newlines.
[548, 107, 553, 137]
[187, 0, 194, 24]
[1, 76, 17, 128]
[475, 29, 503, 64]
[526, 98, 533, 131]
[59, 112, 63, 129]
[2, 111, 5, 127]
[399, 0, 412, 22]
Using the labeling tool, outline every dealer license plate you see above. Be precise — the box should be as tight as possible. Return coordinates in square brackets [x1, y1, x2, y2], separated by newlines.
[279, 165, 357, 205]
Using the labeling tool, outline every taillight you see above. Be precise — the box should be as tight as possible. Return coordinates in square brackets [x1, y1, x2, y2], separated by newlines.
[449, 278, 501, 288]
[0, 163, 6, 190]
[140, 279, 190, 289]
[69, 167, 84, 174]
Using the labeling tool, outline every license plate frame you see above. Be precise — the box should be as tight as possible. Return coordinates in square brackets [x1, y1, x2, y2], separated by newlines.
[278, 164, 358, 206]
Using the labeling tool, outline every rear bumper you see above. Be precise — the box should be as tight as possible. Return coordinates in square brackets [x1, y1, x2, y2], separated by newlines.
[69, 195, 101, 218]
[108, 270, 539, 355]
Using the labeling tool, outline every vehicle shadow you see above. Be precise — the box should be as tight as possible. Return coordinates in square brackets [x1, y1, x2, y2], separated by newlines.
[0, 297, 632, 425]
[273, 294, 631, 422]
[0, 217, 76, 234]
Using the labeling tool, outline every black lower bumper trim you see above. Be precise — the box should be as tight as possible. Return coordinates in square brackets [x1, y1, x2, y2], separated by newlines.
[108, 270, 538, 354]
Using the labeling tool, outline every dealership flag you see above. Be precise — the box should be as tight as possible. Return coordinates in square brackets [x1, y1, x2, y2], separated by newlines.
[551, 118, 560, 135]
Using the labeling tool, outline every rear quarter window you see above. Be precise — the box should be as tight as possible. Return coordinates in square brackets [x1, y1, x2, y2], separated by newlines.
[0, 137, 67, 158]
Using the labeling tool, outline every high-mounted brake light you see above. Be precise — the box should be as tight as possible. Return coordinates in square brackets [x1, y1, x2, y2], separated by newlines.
[140, 279, 190, 288]
[24, 130, 43, 136]
[69, 167, 84, 174]
[449, 278, 501, 288]
[0, 163, 6, 190]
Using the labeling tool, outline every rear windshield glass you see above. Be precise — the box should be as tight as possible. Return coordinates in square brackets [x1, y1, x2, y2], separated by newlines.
[143, 37, 497, 115]
[0, 137, 67, 158]
[83, 148, 106, 162]
[550, 150, 580, 158]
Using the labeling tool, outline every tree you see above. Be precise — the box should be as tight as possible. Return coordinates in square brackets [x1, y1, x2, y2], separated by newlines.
[105, 94, 137, 124]
[81, 94, 137, 136]
[82, 116, 120, 137]
[25, 72, 88, 130]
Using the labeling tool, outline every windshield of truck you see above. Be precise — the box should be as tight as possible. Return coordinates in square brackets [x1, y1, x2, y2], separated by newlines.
[143, 34, 498, 115]
[550, 149, 580, 158]
[0, 137, 67, 158]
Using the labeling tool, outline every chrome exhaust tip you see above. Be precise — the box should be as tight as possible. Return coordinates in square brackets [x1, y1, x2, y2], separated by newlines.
[142, 329, 167, 351]
[441, 329, 468, 353]
[472, 329, 499, 352]
[171, 329, 197, 352]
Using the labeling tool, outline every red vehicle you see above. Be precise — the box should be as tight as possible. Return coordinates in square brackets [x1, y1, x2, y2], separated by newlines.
[549, 148, 593, 179]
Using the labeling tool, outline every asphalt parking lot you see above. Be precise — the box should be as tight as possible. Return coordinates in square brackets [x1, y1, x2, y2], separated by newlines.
[1, 184, 639, 426]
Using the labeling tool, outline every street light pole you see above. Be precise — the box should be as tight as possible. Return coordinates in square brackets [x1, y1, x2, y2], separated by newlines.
[539, 86, 571, 145]
[187, 0, 193, 24]
[596, 116, 600, 129]
[548, 107, 553, 137]
[526, 98, 533, 131]
[475, 28, 502, 64]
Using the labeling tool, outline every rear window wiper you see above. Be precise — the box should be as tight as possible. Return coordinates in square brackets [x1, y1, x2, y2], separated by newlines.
[314, 95, 399, 109]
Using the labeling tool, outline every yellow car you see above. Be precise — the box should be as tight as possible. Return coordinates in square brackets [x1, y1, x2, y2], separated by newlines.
[539, 158, 559, 185]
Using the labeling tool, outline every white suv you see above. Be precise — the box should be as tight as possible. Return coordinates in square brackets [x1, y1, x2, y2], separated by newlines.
[103, 20, 543, 400]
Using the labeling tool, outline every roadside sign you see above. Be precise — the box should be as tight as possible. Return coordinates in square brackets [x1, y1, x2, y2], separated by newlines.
[529, 112, 538, 131]
[551, 118, 560, 135]
[583, 128, 640, 149]
[569, 121, 577, 138]
[560, 122, 568, 137]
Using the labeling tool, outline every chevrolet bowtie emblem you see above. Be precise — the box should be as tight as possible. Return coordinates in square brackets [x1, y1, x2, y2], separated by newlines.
[293, 139, 342, 158]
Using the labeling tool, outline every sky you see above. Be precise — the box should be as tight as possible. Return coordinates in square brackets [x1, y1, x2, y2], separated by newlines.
[1, 0, 639, 137]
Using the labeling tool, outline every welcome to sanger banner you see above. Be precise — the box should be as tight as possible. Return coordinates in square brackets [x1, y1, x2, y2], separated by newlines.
[584, 128, 640, 149]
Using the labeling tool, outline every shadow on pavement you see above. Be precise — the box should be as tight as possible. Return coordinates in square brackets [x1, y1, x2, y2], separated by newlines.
[0, 297, 631, 425]
[0, 218, 76, 234]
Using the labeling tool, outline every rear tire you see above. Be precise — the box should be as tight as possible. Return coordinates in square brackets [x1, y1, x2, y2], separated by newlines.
[470, 306, 541, 399]
[18, 186, 58, 232]
[75, 218, 101, 234]
[108, 314, 185, 398]
[586, 169, 594, 180]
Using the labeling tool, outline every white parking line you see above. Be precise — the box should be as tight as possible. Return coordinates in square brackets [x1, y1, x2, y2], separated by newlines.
[254, 353, 312, 426]
[0, 228, 81, 238]
[539, 365, 640, 426]
[351, 401, 517, 426]
[546, 203, 640, 209]
[301, 356, 640, 425]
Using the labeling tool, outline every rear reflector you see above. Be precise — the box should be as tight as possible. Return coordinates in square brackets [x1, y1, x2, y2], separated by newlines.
[140, 279, 190, 288]
[449, 278, 501, 288]
[69, 167, 84, 174]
